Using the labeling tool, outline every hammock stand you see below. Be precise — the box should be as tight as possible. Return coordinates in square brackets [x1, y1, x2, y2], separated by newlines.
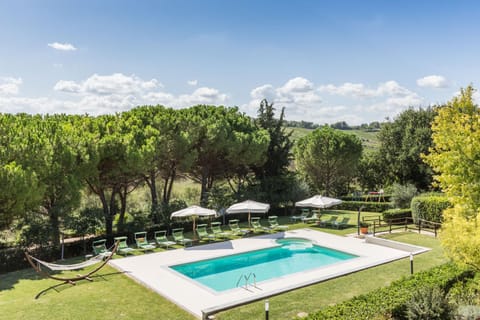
[25, 241, 119, 285]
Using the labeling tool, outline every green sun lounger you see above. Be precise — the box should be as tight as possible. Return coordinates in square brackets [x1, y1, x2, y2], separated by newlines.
[210, 221, 232, 239]
[196, 224, 215, 242]
[228, 219, 250, 236]
[172, 228, 193, 247]
[332, 217, 350, 229]
[268, 215, 289, 231]
[92, 239, 112, 258]
[134, 231, 156, 252]
[154, 230, 176, 249]
[318, 216, 338, 227]
[251, 217, 269, 233]
[114, 236, 135, 256]
[290, 208, 310, 222]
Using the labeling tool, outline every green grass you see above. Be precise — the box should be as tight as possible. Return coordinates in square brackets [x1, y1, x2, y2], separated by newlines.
[1, 213, 446, 320]
[215, 231, 446, 320]
[0, 265, 195, 320]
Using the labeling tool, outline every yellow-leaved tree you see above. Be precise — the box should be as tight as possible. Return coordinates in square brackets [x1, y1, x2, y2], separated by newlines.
[424, 85, 480, 270]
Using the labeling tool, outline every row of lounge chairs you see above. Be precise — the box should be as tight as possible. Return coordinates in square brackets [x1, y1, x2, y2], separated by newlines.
[318, 216, 350, 229]
[198, 216, 289, 241]
[289, 209, 351, 229]
[91, 216, 290, 256]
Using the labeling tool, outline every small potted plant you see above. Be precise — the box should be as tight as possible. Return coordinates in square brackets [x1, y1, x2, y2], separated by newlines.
[359, 221, 369, 234]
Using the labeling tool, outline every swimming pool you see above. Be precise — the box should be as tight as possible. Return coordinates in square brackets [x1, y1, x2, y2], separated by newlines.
[170, 238, 357, 292]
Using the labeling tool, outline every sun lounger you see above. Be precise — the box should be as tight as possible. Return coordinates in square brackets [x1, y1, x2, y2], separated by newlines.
[172, 228, 193, 247]
[302, 212, 320, 224]
[228, 219, 250, 236]
[134, 231, 156, 252]
[332, 217, 350, 229]
[92, 239, 112, 258]
[196, 224, 215, 242]
[114, 236, 135, 256]
[268, 215, 289, 231]
[154, 230, 176, 249]
[290, 208, 310, 222]
[318, 216, 338, 227]
[210, 221, 232, 239]
[251, 217, 269, 233]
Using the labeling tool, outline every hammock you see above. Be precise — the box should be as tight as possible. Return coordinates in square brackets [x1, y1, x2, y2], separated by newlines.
[28, 254, 105, 271]
[25, 241, 119, 285]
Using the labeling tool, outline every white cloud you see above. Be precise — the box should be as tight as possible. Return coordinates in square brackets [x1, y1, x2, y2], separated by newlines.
[277, 77, 314, 95]
[319, 82, 376, 98]
[243, 78, 426, 125]
[0, 73, 429, 126]
[0, 77, 22, 95]
[54, 73, 160, 95]
[187, 80, 198, 86]
[416, 75, 448, 88]
[244, 77, 323, 121]
[250, 84, 276, 100]
[143, 87, 229, 107]
[175, 87, 229, 106]
[319, 80, 414, 98]
[53, 80, 82, 93]
[0, 73, 231, 115]
[47, 42, 77, 51]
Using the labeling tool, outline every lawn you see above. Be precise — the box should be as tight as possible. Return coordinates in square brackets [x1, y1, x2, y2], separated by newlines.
[215, 232, 446, 319]
[0, 214, 446, 320]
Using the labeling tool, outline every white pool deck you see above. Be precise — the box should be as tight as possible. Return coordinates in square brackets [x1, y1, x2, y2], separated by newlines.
[109, 229, 429, 319]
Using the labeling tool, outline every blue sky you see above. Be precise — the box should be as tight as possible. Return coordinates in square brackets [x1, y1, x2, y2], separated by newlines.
[0, 0, 479, 124]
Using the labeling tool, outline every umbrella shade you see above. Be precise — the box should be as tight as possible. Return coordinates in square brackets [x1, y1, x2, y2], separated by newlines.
[295, 195, 342, 209]
[170, 206, 217, 237]
[226, 200, 270, 214]
[226, 200, 270, 226]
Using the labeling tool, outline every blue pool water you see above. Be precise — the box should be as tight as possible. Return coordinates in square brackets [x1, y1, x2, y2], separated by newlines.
[170, 238, 357, 292]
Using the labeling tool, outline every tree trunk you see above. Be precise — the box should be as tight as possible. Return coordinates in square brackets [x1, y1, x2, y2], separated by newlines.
[200, 169, 208, 206]
[165, 165, 176, 204]
[98, 190, 113, 236]
[44, 196, 61, 246]
[145, 170, 159, 218]
[49, 210, 61, 246]
[117, 186, 127, 232]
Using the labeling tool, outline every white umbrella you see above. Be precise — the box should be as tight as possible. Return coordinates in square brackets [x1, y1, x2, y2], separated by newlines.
[295, 195, 342, 209]
[226, 200, 270, 226]
[170, 205, 217, 237]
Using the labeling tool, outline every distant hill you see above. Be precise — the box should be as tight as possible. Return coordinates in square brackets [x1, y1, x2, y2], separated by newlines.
[286, 127, 380, 152]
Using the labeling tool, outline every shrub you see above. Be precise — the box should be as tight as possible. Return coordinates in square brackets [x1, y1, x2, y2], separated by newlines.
[16, 213, 53, 247]
[404, 285, 454, 320]
[337, 201, 391, 213]
[0, 245, 58, 273]
[303, 263, 474, 320]
[411, 194, 450, 223]
[391, 183, 418, 209]
[341, 194, 392, 202]
[64, 207, 104, 236]
[382, 208, 412, 224]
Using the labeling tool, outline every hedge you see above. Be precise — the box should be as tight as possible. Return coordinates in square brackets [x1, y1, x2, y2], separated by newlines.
[302, 263, 474, 320]
[341, 194, 392, 202]
[382, 208, 412, 224]
[1, 236, 110, 274]
[411, 195, 451, 223]
[336, 201, 392, 213]
[0, 245, 59, 274]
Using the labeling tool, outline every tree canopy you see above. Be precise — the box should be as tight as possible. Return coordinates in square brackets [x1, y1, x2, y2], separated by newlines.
[294, 126, 363, 196]
[424, 85, 480, 270]
[377, 107, 436, 190]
